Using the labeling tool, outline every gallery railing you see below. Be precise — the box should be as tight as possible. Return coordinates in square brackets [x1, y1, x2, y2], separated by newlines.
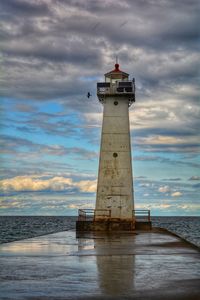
[78, 209, 151, 222]
[97, 80, 135, 95]
[97, 80, 135, 105]
[78, 209, 111, 221]
[133, 210, 151, 222]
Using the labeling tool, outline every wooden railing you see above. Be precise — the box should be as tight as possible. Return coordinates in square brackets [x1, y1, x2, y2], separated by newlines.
[133, 210, 151, 222]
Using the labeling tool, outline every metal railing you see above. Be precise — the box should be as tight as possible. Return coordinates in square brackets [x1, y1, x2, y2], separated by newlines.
[78, 209, 111, 221]
[133, 210, 151, 222]
[78, 209, 94, 221]
[97, 81, 135, 95]
[78, 209, 151, 222]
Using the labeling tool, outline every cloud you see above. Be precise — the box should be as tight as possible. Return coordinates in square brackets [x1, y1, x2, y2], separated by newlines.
[158, 186, 170, 193]
[192, 183, 200, 189]
[68, 203, 95, 210]
[135, 203, 172, 210]
[0, 0, 199, 216]
[133, 134, 200, 153]
[1, 0, 50, 16]
[1, 0, 199, 153]
[139, 183, 150, 187]
[0, 135, 98, 160]
[159, 204, 172, 209]
[0, 175, 97, 193]
[1, 175, 199, 215]
[179, 205, 189, 210]
[0, 176, 72, 192]
[171, 191, 183, 197]
[162, 178, 181, 181]
[0, 0, 199, 102]
[189, 176, 200, 181]
[76, 180, 97, 193]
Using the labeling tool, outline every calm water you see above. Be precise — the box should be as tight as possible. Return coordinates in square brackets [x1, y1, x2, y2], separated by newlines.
[0, 216, 199, 247]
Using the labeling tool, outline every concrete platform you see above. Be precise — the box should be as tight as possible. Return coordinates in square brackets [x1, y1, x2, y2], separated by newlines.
[76, 219, 136, 231]
[0, 229, 199, 300]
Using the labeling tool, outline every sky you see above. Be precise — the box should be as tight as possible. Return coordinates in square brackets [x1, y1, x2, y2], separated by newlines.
[0, 0, 200, 216]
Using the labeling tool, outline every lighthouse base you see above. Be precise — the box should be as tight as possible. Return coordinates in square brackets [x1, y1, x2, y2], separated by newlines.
[76, 220, 135, 232]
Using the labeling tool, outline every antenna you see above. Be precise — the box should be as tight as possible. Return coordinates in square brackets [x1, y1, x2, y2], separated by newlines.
[116, 55, 118, 64]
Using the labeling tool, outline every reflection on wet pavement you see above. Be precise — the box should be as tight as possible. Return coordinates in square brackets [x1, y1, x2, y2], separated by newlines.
[0, 229, 199, 299]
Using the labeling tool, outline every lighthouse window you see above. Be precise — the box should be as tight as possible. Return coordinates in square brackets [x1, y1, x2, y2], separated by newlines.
[113, 153, 118, 158]
[114, 101, 118, 105]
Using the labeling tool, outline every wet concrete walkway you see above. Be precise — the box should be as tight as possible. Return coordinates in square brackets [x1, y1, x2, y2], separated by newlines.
[0, 229, 199, 300]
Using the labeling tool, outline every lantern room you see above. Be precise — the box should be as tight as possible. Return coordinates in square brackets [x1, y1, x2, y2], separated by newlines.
[104, 63, 129, 83]
[97, 63, 135, 106]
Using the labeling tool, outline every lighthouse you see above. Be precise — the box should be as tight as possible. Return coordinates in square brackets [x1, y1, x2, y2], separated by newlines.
[95, 62, 135, 230]
[77, 62, 136, 231]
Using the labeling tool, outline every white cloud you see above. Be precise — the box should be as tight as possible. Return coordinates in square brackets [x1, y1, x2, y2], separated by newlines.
[135, 203, 151, 210]
[159, 204, 172, 209]
[189, 176, 200, 181]
[135, 203, 172, 210]
[76, 180, 97, 193]
[158, 186, 170, 193]
[130, 99, 200, 131]
[139, 183, 150, 187]
[0, 175, 97, 193]
[83, 112, 102, 128]
[68, 203, 95, 209]
[0, 176, 71, 192]
[0, 0, 199, 217]
[171, 191, 182, 197]
[136, 135, 198, 146]
[179, 205, 189, 210]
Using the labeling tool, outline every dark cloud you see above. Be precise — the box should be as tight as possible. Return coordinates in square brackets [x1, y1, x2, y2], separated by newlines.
[1, 41, 101, 64]
[192, 183, 200, 189]
[0, 0, 199, 211]
[1, 0, 50, 17]
[0, 0, 199, 102]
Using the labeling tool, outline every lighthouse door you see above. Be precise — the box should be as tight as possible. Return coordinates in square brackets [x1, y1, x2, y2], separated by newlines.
[107, 196, 122, 219]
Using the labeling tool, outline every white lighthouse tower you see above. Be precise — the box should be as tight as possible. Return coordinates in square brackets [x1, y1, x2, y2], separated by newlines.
[95, 62, 135, 230]
[76, 62, 136, 231]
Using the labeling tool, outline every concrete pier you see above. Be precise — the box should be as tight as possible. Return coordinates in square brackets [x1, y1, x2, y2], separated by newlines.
[0, 229, 199, 300]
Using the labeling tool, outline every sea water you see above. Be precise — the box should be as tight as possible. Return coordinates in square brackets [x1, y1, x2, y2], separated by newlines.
[0, 216, 199, 247]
